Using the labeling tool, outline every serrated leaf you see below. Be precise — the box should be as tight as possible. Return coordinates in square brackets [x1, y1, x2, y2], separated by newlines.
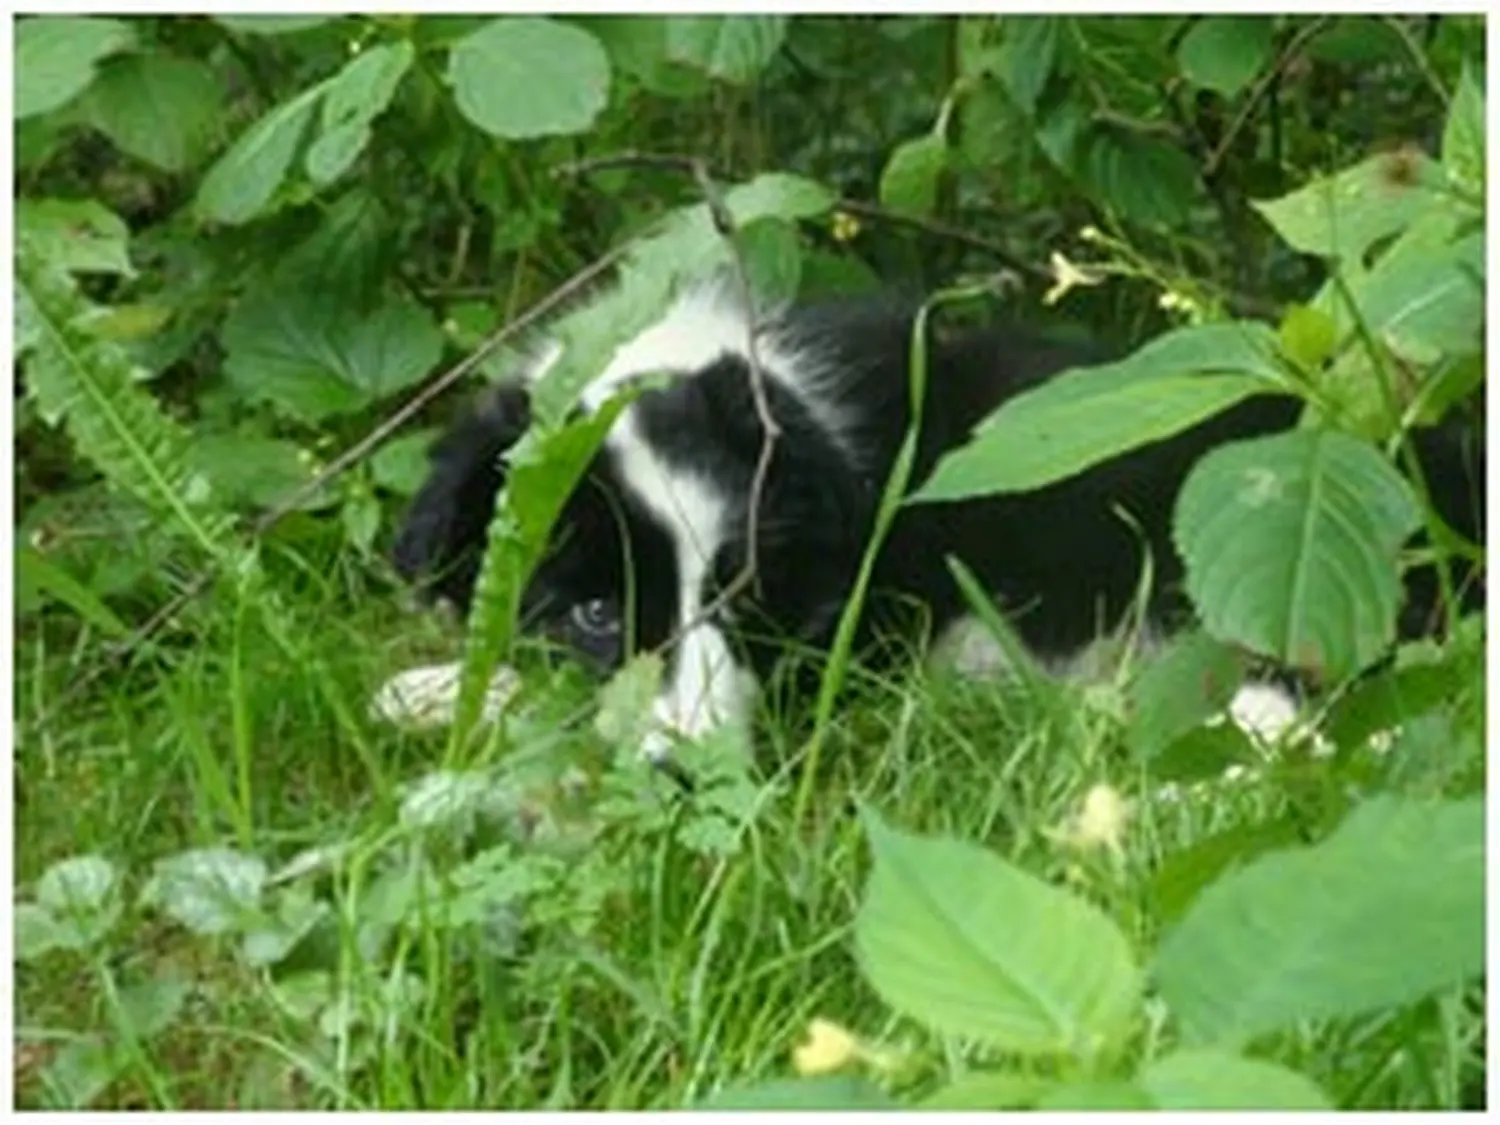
[1175, 429, 1422, 679]
[1441, 65, 1485, 196]
[1155, 795, 1484, 1045]
[16, 198, 134, 277]
[1176, 17, 1273, 98]
[15, 16, 136, 119]
[1141, 1049, 1331, 1109]
[221, 290, 444, 422]
[878, 133, 948, 217]
[595, 653, 665, 747]
[912, 323, 1285, 503]
[17, 238, 238, 560]
[448, 18, 610, 139]
[698, 1075, 897, 1110]
[855, 810, 1141, 1056]
[1083, 128, 1201, 229]
[195, 82, 327, 225]
[398, 770, 494, 831]
[1252, 152, 1445, 264]
[79, 53, 222, 172]
[143, 848, 268, 936]
[664, 15, 787, 84]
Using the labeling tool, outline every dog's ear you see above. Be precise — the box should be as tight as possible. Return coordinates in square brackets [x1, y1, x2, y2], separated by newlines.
[391, 383, 532, 610]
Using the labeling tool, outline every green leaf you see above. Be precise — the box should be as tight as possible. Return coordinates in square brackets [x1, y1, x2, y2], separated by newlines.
[1034, 1081, 1155, 1110]
[15, 543, 131, 638]
[911, 323, 1285, 503]
[1176, 17, 1273, 98]
[192, 435, 332, 511]
[735, 216, 803, 306]
[878, 133, 948, 217]
[1148, 815, 1307, 928]
[1344, 230, 1484, 364]
[595, 653, 666, 747]
[448, 18, 610, 139]
[1126, 631, 1248, 762]
[919, 1072, 1050, 1110]
[115, 976, 191, 1039]
[17, 238, 238, 561]
[370, 429, 438, 497]
[79, 53, 222, 172]
[16, 198, 133, 278]
[35, 855, 122, 948]
[306, 40, 414, 185]
[1141, 1049, 1332, 1109]
[664, 15, 787, 84]
[212, 16, 337, 36]
[855, 810, 1141, 1057]
[1251, 151, 1445, 263]
[222, 290, 444, 423]
[1442, 65, 1485, 196]
[995, 16, 1059, 113]
[143, 848, 268, 936]
[42, 1035, 120, 1108]
[580, 16, 707, 99]
[1174, 429, 1422, 679]
[195, 81, 327, 225]
[1083, 127, 1201, 229]
[1154, 795, 1484, 1045]
[1277, 304, 1339, 371]
[15, 903, 65, 961]
[698, 1075, 897, 1110]
[15, 16, 136, 119]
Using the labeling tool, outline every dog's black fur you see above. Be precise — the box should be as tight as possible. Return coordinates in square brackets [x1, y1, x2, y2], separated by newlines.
[392, 287, 1484, 748]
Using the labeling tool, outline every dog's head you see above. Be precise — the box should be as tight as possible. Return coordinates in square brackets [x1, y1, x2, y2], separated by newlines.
[392, 381, 682, 672]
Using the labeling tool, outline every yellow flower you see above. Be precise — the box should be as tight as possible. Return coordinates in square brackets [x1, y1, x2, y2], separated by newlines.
[830, 211, 862, 243]
[1042, 251, 1104, 307]
[792, 1018, 860, 1076]
[1047, 782, 1131, 860]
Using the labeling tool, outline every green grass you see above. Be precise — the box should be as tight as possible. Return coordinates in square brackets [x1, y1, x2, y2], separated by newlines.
[13, 550, 1482, 1110]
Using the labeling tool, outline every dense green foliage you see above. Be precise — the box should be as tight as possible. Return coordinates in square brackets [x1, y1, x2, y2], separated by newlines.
[13, 14, 1485, 1111]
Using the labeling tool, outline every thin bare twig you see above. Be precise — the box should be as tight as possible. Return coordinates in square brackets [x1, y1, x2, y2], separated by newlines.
[28, 243, 635, 734]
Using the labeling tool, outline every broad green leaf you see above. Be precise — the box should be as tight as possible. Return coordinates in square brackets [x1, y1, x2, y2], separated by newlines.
[191, 434, 334, 511]
[698, 1075, 897, 1110]
[1141, 1049, 1332, 1109]
[1304, 16, 1404, 66]
[1125, 631, 1248, 762]
[911, 322, 1286, 502]
[222, 290, 444, 422]
[35, 855, 122, 948]
[919, 1072, 1050, 1110]
[306, 40, 414, 185]
[1155, 795, 1484, 1045]
[1441, 64, 1485, 196]
[41, 1036, 120, 1109]
[735, 216, 803, 305]
[878, 133, 948, 217]
[370, 429, 438, 496]
[1174, 429, 1422, 679]
[580, 16, 707, 98]
[1083, 127, 1202, 229]
[722, 172, 837, 222]
[16, 198, 133, 277]
[995, 16, 1059, 113]
[1034, 1081, 1154, 1109]
[195, 81, 327, 225]
[1277, 304, 1339, 371]
[447, 18, 610, 139]
[1147, 815, 1307, 928]
[15, 903, 65, 961]
[15, 16, 135, 119]
[115, 976, 191, 1039]
[79, 54, 222, 172]
[1176, 17, 1273, 98]
[1252, 152, 1445, 263]
[143, 848, 268, 936]
[855, 810, 1141, 1056]
[212, 16, 337, 36]
[664, 15, 787, 84]
[1346, 231, 1485, 364]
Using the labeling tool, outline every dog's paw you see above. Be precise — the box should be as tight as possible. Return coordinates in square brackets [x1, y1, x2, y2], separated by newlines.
[370, 662, 520, 730]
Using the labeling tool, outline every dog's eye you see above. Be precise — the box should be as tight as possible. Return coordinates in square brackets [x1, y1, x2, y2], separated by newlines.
[569, 597, 620, 636]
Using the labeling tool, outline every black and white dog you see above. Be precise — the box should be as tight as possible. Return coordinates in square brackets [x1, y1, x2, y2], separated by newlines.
[389, 279, 1484, 761]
